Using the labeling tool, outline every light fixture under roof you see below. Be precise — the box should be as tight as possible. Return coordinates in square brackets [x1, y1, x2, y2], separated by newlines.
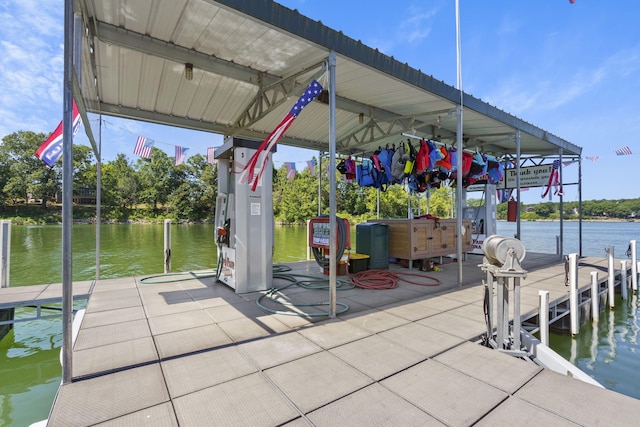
[184, 63, 193, 81]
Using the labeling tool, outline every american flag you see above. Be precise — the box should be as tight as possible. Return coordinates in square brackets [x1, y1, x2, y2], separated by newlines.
[542, 159, 562, 198]
[586, 156, 599, 163]
[242, 79, 323, 191]
[286, 162, 297, 179]
[35, 100, 82, 167]
[175, 146, 189, 166]
[307, 159, 316, 176]
[615, 146, 632, 156]
[134, 136, 154, 158]
[207, 147, 216, 165]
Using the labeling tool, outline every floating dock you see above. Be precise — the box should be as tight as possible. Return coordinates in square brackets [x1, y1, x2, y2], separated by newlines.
[6, 253, 640, 425]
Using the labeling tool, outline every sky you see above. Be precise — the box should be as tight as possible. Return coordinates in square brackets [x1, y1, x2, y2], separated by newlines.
[0, 0, 639, 204]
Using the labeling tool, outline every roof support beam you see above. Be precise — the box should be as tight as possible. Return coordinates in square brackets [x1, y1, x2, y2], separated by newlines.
[229, 62, 325, 135]
[339, 108, 457, 152]
[94, 21, 434, 139]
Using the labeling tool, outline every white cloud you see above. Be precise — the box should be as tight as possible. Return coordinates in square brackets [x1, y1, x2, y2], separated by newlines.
[483, 43, 640, 117]
[367, 4, 441, 56]
[0, 1, 64, 136]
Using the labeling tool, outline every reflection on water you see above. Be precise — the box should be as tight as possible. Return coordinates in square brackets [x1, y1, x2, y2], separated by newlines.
[550, 294, 640, 399]
[1, 309, 64, 427]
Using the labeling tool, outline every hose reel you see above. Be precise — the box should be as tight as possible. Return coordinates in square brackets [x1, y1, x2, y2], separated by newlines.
[308, 216, 350, 269]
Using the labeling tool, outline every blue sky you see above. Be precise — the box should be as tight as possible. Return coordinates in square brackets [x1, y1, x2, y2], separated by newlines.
[1, 1, 639, 204]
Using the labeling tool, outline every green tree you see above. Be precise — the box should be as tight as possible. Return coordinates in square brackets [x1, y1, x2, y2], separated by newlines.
[0, 131, 60, 206]
[72, 145, 96, 190]
[137, 149, 175, 211]
[102, 154, 139, 209]
[274, 165, 319, 222]
[167, 154, 217, 221]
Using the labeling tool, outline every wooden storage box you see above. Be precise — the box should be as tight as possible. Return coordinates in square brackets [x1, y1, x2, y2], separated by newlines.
[369, 218, 473, 261]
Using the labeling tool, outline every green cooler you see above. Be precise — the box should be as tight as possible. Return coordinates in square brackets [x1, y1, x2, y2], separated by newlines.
[356, 222, 389, 269]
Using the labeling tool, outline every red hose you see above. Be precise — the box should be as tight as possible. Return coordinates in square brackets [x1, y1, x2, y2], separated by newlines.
[348, 269, 440, 290]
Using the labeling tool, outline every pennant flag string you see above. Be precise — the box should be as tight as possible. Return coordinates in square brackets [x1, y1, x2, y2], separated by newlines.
[615, 146, 632, 156]
[133, 136, 155, 158]
[285, 162, 297, 179]
[207, 147, 216, 164]
[175, 146, 189, 165]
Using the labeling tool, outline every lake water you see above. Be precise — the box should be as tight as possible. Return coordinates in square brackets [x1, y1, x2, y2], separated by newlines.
[1, 221, 639, 425]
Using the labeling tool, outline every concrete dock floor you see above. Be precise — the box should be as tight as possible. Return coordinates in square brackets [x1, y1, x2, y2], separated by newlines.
[44, 253, 640, 426]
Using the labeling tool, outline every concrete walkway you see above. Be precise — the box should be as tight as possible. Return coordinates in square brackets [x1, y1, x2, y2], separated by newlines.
[46, 253, 640, 426]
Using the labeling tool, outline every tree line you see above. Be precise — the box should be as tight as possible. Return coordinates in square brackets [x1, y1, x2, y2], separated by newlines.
[1, 130, 637, 223]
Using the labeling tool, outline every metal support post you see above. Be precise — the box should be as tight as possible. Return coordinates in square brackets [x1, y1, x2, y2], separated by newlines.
[513, 277, 521, 351]
[485, 271, 494, 345]
[591, 271, 599, 322]
[61, 0, 74, 385]
[569, 253, 579, 335]
[306, 220, 311, 261]
[631, 240, 637, 292]
[0, 220, 10, 288]
[621, 260, 628, 300]
[539, 290, 549, 346]
[607, 246, 615, 308]
[328, 51, 337, 318]
[496, 276, 505, 348]
[164, 219, 171, 274]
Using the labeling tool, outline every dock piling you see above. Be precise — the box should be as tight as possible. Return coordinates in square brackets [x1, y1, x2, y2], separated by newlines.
[0, 220, 10, 288]
[569, 253, 579, 335]
[631, 240, 637, 292]
[607, 246, 615, 308]
[539, 290, 549, 346]
[164, 219, 171, 274]
[591, 271, 599, 322]
[0, 220, 12, 341]
[621, 260, 628, 300]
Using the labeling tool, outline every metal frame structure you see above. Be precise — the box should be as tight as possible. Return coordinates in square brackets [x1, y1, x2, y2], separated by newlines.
[61, 0, 584, 383]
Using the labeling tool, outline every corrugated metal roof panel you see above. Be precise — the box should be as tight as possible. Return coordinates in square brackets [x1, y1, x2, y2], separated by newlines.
[76, 0, 581, 158]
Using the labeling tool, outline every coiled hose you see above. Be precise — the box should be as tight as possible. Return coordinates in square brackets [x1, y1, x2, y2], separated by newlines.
[256, 264, 353, 316]
[347, 269, 440, 290]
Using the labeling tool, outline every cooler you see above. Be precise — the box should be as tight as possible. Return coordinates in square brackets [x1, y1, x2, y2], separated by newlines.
[356, 222, 389, 269]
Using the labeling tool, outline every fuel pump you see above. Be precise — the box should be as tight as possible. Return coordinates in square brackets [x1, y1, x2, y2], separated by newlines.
[463, 183, 497, 254]
[214, 137, 274, 293]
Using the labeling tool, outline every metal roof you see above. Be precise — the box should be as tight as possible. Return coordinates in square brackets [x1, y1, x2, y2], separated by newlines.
[74, 0, 582, 158]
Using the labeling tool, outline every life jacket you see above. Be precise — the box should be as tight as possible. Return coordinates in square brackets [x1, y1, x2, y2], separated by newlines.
[344, 157, 356, 181]
[461, 151, 473, 175]
[427, 140, 439, 170]
[403, 140, 417, 175]
[448, 148, 457, 172]
[469, 152, 485, 178]
[485, 155, 503, 184]
[415, 139, 430, 173]
[370, 150, 390, 191]
[376, 146, 394, 183]
[337, 159, 348, 174]
[390, 143, 407, 182]
[356, 158, 375, 187]
[436, 146, 452, 171]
